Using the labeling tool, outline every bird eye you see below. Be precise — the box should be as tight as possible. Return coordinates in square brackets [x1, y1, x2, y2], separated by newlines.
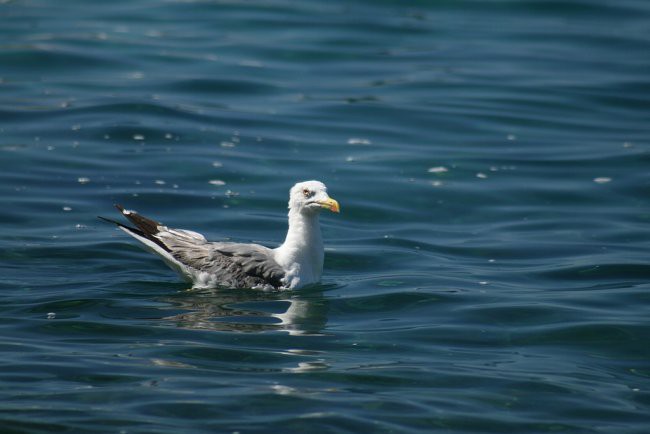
[302, 189, 311, 198]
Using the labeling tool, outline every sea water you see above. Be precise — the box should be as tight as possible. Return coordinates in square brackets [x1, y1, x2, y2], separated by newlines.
[1, 1, 649, 432]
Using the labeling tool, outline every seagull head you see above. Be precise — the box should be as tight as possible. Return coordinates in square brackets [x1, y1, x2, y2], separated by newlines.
[288, 180, 340, 215]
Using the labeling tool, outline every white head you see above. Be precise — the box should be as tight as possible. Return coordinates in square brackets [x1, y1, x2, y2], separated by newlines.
[288, 180, 340, 215]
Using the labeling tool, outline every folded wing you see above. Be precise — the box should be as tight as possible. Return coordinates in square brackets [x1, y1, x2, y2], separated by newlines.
[101, 205, 285, 289]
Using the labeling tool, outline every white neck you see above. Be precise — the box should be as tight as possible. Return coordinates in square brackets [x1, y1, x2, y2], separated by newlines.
[274, 208, 324, 288]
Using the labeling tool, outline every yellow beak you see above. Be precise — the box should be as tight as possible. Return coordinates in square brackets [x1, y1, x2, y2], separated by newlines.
[319, 197, 340, 213]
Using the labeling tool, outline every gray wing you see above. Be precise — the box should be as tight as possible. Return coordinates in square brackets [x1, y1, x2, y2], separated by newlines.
[103, 205, 285, 289]
[212, 243, 286, 287]
[158, 232, 285, 289]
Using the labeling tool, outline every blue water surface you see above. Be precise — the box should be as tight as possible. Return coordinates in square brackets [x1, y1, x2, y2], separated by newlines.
[1, 0, 649, 433]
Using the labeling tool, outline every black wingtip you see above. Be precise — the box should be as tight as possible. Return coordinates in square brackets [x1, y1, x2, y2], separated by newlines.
[98, 214, 149, 240]
[102, 206, 171, 253]
[98, 215, 138, 232]
[98, 215, 121, 225]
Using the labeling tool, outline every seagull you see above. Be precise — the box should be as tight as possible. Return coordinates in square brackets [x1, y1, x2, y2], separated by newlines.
[100, 180, 339, 290]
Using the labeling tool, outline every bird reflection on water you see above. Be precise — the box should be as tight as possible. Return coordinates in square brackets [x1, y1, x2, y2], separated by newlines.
[157, 286, 333, 336]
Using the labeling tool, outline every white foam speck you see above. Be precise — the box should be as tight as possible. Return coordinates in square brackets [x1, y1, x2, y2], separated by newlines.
[220, 141, 235, 148]
[347, 138, 372, 145]
[62, 206, 72, 212]
[133, 134, 145, 141]
[46, 312, 56, 319]
[212, 161, 223, 168]
[476, 172, 488, 179]
[77, 177, 90, 184]
[164, 133, 173, 139]
[507, 134, 517, 141]
[150, 358, 194, 368]
[593, 177, 612, 184]
[345, 156, 355, 162]
[71, 124, 81, 131]
[431, 181, 443, 187]
[428, 166, 448, 174]
[271, 384, 297, 395]
[154, 179, 166, 185]
[209, 179, 226, 186]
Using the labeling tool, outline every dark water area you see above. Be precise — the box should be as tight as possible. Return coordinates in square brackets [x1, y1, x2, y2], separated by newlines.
[1, 0, 649, 432]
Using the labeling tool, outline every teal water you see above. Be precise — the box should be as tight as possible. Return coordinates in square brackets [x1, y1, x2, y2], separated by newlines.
[2, 0, 650, 432]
